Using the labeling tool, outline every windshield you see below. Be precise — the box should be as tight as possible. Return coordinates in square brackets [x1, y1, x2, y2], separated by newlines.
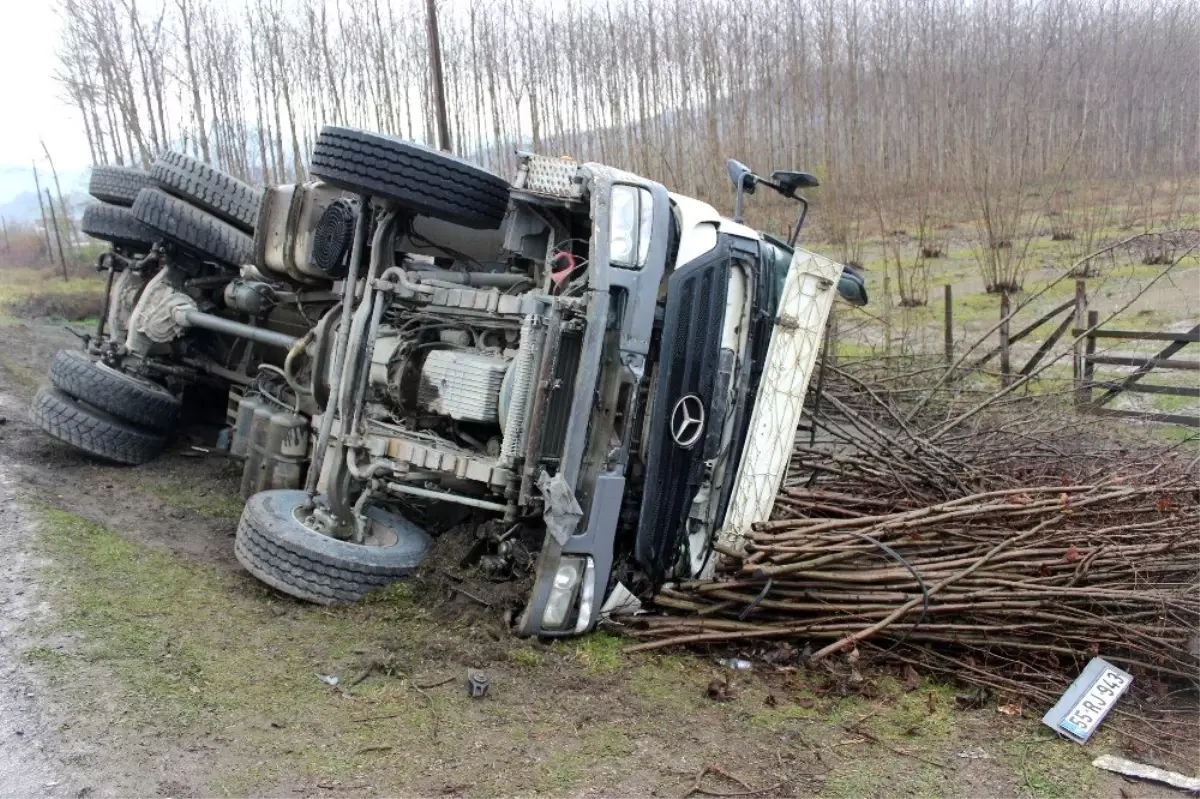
[762, 234, 868, 307]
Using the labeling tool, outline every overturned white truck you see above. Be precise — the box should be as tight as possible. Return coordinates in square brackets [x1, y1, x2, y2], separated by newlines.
[38, 128, 866, 636]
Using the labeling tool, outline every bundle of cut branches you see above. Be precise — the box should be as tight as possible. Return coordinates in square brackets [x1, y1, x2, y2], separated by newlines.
[623, 356, 1200, 701]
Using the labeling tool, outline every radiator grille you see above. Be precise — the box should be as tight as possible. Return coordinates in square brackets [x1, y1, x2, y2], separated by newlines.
[539, 331, 583, 461]
[634, 250, 731, 579]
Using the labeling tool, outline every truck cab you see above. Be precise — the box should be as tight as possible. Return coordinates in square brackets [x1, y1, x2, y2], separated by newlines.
[499, 155, 855, 634]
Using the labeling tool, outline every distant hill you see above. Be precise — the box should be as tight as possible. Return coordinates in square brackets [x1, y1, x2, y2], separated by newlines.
[0, 165, 90, 224]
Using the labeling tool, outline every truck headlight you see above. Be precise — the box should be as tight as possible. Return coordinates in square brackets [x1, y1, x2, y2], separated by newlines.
[541, 555, 586, 629]
[609, 185, 653, 268]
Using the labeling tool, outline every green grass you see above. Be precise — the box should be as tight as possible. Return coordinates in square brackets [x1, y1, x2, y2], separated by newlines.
[568, 631, 625, 675]
[824, 761, 950, 799]
[139, 479, 245, 520]
[0, 267, 107, 320]
[1004, 730, 1103, 799]
[0, 352, 43, 392]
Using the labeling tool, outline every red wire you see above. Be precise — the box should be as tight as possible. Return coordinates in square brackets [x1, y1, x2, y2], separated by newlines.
[550, 251, 578, 290]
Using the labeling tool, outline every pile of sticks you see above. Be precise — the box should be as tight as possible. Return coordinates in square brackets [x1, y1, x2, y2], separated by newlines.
[623, 360, 1200, 698]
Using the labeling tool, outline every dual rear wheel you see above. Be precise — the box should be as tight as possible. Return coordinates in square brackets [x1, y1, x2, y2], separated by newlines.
[31, 350, 178, 465]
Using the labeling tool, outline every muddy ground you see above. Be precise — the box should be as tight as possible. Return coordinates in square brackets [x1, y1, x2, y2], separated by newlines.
[0, 316, 1193, 798]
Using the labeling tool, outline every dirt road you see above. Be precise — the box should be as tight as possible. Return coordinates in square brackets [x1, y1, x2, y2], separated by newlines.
[0, 451, 75, 797]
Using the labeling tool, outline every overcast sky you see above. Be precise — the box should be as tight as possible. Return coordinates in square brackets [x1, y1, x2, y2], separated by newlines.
[0, 1, 90, 199]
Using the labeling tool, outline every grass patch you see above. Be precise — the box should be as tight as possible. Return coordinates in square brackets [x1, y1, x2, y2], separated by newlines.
[569, 631, 625, 675]
[0, 352, 43, 393]
[139, 478, 245, 520]
[1004, 730, 1103, 799]
[0, 267, 106, 321]
[824, 760, 950, 799]
[23, 645, 69, 671]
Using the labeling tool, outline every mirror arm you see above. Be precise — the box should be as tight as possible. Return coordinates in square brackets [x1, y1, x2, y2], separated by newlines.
[733, 181, 746, 224]
[788, 196, 810, 248]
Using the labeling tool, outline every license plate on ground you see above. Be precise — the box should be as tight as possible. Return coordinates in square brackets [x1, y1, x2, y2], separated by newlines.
[1042, 658, 1133, 743]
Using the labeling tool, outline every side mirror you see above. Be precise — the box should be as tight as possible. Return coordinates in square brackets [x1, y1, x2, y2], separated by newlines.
[771, 170, 820, 197]
[727, 159, 757, 194]
[836, 267, 869, 307]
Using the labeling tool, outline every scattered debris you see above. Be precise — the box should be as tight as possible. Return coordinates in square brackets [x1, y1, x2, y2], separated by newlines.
[352, 712, 405, 724]
[466, 668, 490, 698]
[600, 582, 642, 617]
[997, 703, 1022, 717]
[1092, 755, 1200, 793]
[356, 745, 394, 755]
[680, 764, 784, 799]
[844, 724, 948, 769]
[316, 674, 339, 687]
[705, 675, 739, 702]
[955, 688, 992, 710]
[536, 470, 583, 545]
[717, 658, 753, 671]
[761, 644, 797, 666]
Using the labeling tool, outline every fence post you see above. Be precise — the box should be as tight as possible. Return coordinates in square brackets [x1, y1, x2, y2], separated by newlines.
[883, 275, 892, 358]
[999, 291, 1011, 387]
[943, 284, 953, 364]
[1075, 309, 1098, 411]
[827, 303, 839, 366]
[45, 189, 68, 281]
[1072, 279, 1087, 384]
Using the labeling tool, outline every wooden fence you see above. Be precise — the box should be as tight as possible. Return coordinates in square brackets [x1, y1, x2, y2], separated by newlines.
[940, 278, 1199, 428]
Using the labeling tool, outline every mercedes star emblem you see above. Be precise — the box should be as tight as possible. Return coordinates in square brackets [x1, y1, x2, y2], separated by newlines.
[670, 394, 706, 449]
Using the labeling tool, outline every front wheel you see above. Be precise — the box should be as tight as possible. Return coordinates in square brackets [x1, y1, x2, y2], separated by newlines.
[234, 490, 432, 604]
[310, 126, 510, 230]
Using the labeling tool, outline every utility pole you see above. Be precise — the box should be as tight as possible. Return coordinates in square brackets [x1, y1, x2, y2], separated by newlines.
[424, 0, 452, 152]
[1, 216, 9, 253]
[42, 140, 73, 248]
[46, 189, 68, 280]
[32, 162, 53, 263]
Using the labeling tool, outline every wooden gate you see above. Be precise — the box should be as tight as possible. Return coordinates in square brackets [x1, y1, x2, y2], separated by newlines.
[1074, 312, 1200, 428]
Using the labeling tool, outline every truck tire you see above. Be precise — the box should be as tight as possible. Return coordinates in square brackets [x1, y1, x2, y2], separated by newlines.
[81, 203, 159, 250]
[89, 165, 154, 206]
[132, 187, 254, 266]
[310, 126, 510, 230]
[150, 151, 263, 232]
[30, 386, 166, 465]
[235, 489, 432, 604]
[48, 349, 180, 431]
